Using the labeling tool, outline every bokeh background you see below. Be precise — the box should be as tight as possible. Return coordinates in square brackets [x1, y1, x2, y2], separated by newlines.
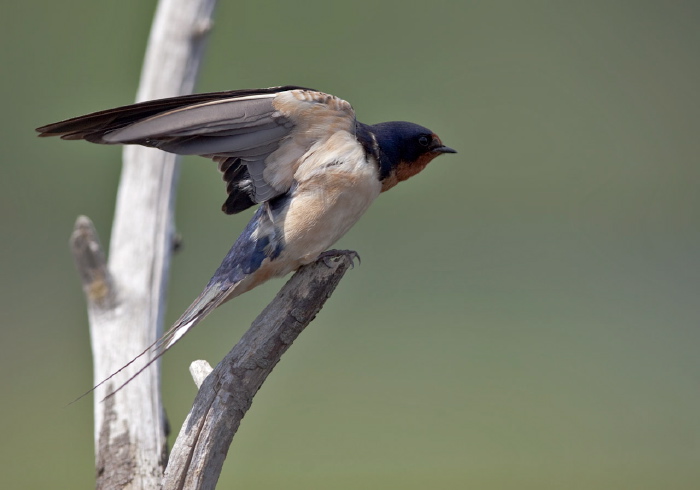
[2, 1, 699, 488]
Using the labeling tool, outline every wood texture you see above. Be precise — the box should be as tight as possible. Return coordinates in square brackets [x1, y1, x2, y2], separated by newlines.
[162, 253, 355, 490]
[190, 360, 214, 389]
[70, 0, 217, 488]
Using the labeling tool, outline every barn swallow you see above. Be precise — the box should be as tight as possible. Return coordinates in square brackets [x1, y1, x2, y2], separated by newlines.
[37, 86, 455, 391]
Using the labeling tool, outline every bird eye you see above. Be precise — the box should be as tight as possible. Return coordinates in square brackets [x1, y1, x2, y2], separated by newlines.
[418, 135, 430, 147]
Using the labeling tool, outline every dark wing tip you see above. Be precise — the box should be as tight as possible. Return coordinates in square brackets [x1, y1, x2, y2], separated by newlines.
[35, 123, 71, 137]
[34, 85, 317, 141]
[222, 193, 257, 215]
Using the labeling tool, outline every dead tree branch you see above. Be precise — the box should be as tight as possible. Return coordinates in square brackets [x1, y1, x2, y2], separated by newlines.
[70, 0, 217, 488]
[162, 254, 355, 490]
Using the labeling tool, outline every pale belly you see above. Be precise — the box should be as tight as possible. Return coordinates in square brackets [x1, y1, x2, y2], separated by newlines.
[273, 130, 382, 266]
[281, 165, 381, 264]
[233, 130, 382, 296]
[230, 164, 381, 298]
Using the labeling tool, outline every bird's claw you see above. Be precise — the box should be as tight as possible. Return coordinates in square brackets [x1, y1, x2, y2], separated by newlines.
[318, 249, 361, 269]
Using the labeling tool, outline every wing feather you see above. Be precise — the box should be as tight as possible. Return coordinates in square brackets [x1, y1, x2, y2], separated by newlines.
[35, 85, 307, 139]
[155, 125, 290, 156]
[103, 96, 284, 143]
[37, 85, 358, 214]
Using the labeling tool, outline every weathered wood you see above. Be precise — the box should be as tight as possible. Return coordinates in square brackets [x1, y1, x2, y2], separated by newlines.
[162, 253, 355, 490]
[190, 360, 214, 389]
[71, 216, 116, 311]
[70, 0, 218, 488]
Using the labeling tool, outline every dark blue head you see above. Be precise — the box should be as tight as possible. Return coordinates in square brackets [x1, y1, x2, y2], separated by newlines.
[357, 121, 456, 191]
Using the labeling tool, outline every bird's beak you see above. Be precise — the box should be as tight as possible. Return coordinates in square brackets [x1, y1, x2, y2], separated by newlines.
[433, 145, 457, 154]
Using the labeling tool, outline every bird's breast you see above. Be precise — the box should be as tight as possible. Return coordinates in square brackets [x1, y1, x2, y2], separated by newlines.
[276, 131, 381, 264]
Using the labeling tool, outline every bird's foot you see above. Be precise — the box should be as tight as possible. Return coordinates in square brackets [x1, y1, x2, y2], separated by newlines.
[318, 249, 361, 269]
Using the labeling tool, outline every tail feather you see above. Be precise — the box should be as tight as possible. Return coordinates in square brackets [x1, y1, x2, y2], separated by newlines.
[155, 282, 234, 354]
[70, 281, 236, 404]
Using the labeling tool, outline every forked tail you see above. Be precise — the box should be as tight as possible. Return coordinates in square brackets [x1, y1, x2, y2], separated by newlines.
[69, 280, 236, 404]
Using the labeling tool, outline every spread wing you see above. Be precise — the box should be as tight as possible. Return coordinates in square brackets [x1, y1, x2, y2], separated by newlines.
[36, 86, 357, 214]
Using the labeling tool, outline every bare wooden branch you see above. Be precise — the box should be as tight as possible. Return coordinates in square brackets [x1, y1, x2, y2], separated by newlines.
[69, 0, 218, 488]
[162, 254, 355, 490]
[71, 216, 116, 310]
[190, 360, 214, 389]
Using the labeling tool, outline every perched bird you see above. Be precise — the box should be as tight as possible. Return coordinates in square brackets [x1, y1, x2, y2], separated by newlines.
[37, 86, 455, 391]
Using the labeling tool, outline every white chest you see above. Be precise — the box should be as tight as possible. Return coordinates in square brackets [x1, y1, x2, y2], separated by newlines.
[279, 131, 382, 262]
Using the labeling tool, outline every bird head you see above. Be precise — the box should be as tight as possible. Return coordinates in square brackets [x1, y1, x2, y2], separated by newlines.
[365, 121, 456, 192]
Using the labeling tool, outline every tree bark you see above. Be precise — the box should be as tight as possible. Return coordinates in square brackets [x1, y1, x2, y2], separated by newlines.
[70, 0, 217, 488]
[162, 254, 356, 490]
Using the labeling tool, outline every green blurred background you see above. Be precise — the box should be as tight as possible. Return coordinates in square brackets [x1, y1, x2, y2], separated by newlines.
[2, 1, 699, 488]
